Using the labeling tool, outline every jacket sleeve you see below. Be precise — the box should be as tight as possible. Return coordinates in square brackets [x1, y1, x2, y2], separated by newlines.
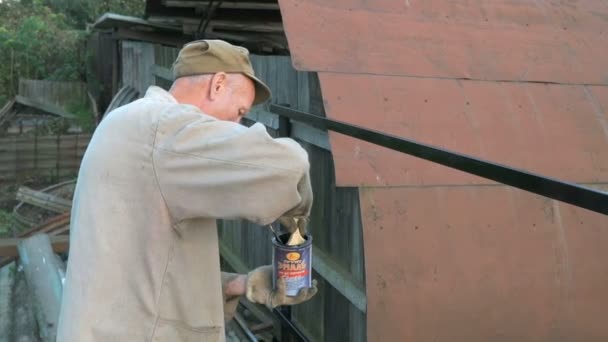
[152, 112, 312, 225]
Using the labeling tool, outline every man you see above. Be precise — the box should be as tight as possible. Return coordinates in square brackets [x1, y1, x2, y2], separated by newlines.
[57, 40, 317, 341]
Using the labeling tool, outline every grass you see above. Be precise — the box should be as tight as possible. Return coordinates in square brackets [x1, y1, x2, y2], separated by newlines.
[67, 100, 96, 133]
[0, 209, 18, 237]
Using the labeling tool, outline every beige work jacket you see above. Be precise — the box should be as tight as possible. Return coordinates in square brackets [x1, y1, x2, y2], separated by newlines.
[56, 86, 311, 341]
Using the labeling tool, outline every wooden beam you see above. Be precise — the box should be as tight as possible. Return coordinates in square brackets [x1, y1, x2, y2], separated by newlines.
[164, 0, 280, 10]
[0, 236, 69, 258]
[246, 108, 280, 129]
[290, 121, 331, 151]
[19, 213, 71, 238]
[93, 12, 182, 32]
[203, 32, 288, 53]
[113, 27, 191, 48]
[244, 109, 331, 151]
[182, 19, 284, 34]
[16, 187, 72, 213]
[151, 64, 174, 82]
[312, 246, 367, 313]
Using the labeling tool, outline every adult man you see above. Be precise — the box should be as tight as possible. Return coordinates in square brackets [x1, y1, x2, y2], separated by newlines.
[57, 40, 317, 341]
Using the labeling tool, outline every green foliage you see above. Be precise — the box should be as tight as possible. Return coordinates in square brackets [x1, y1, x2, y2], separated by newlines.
[0, 0, 84, 101]
[0, 0, 145, 105]
[66, 100, 96, 132]
[0, 209, 19, 236]
[46, 0, 145, 27]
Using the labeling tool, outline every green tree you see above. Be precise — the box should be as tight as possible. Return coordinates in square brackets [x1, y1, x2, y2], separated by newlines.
[46, 0, 145, 27]
[0, 0, 83, 103]
[0, 0, 145, 105]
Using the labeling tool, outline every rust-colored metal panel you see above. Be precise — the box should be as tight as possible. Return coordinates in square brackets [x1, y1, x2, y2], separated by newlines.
[360, 186, 608, 342]
[321, 74, 608, 186]
[279, 0, 608, 84]
[277, 1, 608, 341]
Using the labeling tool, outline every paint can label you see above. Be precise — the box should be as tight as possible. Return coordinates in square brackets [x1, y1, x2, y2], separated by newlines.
[273, 234, 312, 297]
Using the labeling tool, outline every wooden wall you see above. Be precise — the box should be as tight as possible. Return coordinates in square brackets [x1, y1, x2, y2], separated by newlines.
[121, 41, 155, 98]
[0, 134, 90, 181]
[18, 79, 87, 109]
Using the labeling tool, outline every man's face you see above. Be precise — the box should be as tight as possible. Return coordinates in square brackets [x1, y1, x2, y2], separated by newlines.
[204, 73, 255, 123]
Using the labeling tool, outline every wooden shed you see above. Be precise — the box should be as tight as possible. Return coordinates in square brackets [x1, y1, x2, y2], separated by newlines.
[89, 1, 608, 341]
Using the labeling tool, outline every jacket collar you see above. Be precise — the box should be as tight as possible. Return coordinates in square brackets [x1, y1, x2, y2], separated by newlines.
[144, 86, 178, 104]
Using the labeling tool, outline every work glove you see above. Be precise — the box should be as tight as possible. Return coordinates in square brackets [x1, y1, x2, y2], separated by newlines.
[245, 265, 318, 309]
[278, 171, 313, 235]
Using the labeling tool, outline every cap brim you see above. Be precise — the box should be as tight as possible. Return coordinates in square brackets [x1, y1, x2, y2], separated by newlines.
[246, 73, 272, 105]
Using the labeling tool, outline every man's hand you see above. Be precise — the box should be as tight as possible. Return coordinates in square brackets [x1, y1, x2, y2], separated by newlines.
[245, 265, 317, 309]
[221, 272, 247, 322]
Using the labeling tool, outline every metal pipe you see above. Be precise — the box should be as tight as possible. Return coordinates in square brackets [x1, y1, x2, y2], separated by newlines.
[270, 104, 608, 216]
[233, 313, 258, 342]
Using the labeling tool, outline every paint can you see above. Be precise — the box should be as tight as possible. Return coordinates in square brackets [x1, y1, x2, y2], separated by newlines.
[272, 233, 313, 297]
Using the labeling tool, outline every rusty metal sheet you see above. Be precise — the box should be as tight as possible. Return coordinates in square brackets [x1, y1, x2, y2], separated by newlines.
[360, 185, 608, 342]
[279, 0, 608, 84]
[276, 1, 608, 341]
[320, 74, 608, 186]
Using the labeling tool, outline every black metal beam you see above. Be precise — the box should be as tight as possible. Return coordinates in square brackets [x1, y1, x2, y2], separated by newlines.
[270, 104, 608, 216]
[273, 307, 309, 342]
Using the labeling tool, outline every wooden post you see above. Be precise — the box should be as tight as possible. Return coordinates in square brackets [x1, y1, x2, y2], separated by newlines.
[277, 104, 292, 138]
[17, 234, 66, 342]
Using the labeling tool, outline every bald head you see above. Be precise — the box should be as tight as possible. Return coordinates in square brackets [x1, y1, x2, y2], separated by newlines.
[170, 72, 255, 123]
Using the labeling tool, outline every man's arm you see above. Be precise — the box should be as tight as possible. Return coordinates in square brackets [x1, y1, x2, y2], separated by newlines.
[153, 116, 312, 225]
[222, 272, 247, 297]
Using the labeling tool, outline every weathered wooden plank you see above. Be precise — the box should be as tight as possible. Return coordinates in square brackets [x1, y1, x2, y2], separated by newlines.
[312, 246, 366, 313]
[164, 0, 279, 10]
[0, 235, 69, 257]
[182, 19, 284, 34]
[246, 108, 279, 129]
[5, 135, 74, 144]
[114, 27, 190, 48]
[290, 121, 330, 151]
[93, 12, 182, 32]
[15, 95, 76, 119]
[151, 64, 173, 82]
[121, 40, 156, 97]
[16, 187, 72, 213]
[19, 79, 87, 109]
[18, 213, 71, 238]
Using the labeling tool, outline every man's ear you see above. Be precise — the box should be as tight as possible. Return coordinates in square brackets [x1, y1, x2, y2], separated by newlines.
[209, 72, 228, 101]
